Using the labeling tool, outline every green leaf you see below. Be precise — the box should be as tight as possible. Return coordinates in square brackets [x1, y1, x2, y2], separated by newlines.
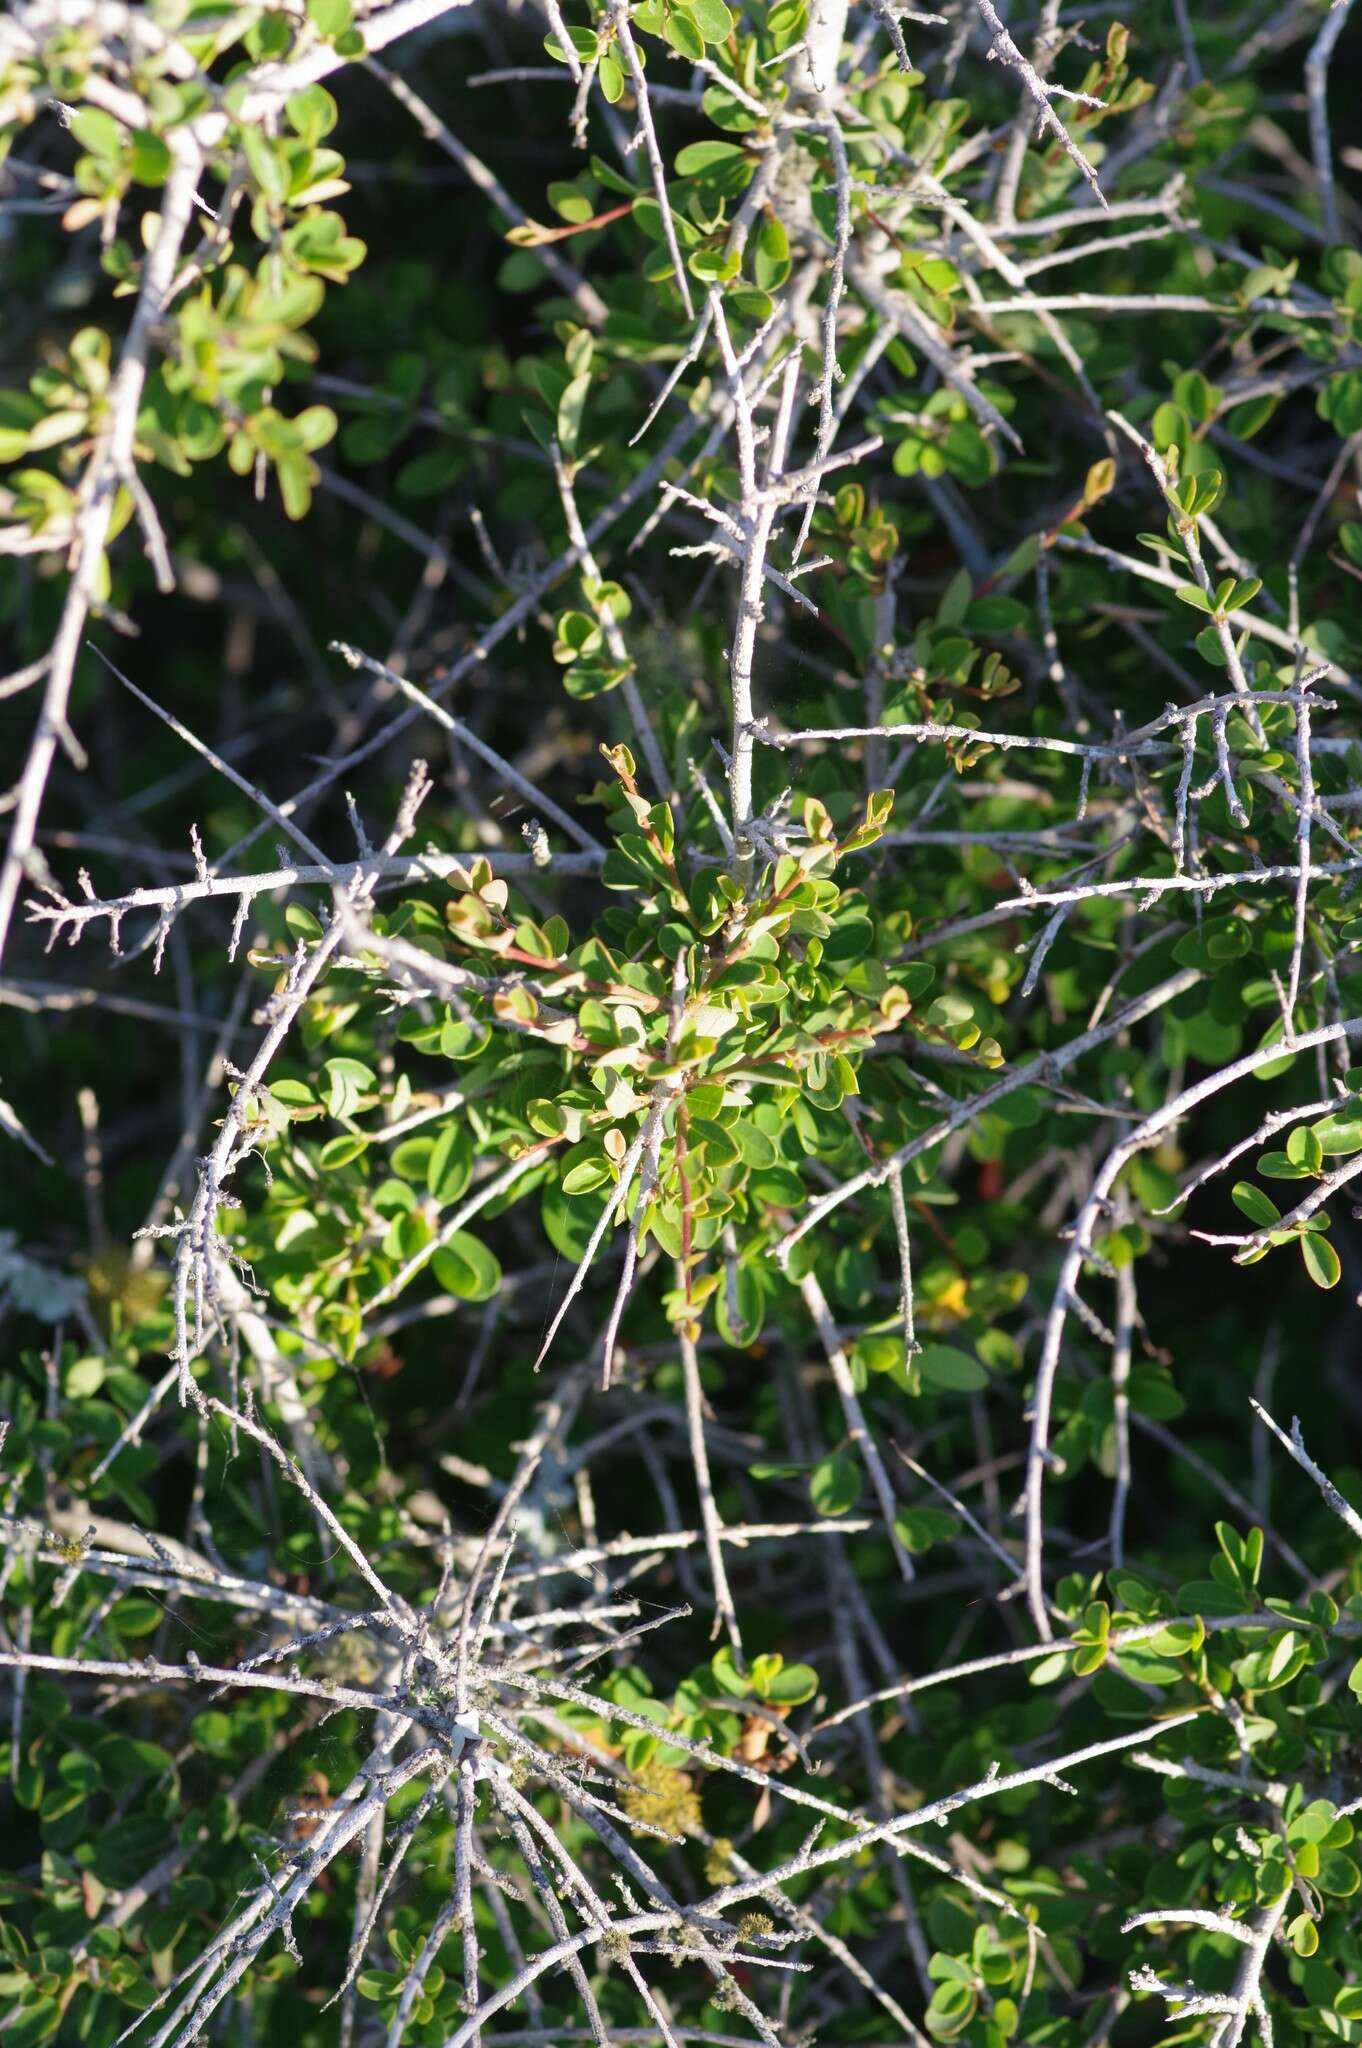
[284, 902, 324, 942]
[65, 1355, 105, 1399]
[751, 214, 790, 292]
[286, 84, 339, 142]
[542, 1180, 608, 1261]
[69, 108, 125, 162]
[1312, 1108, 1362, 1156]
[562, 1156, 613, 1195]
[426, 1123, 474, 1206]
[431, 1232, 502, 1302]
[191, 1710, 236, 1756]
[3, 2000, 61, 2048]
[917, 1344, 988, 1393]
[714, 1263, 764, 1347]
[390, 1137, 435, 1182]
[1301, 1233, 1341, 1290]
[318, 1134, 367, 1169]
[760, 1660, 818, 1704]
[270, 1078, 317, 1109]
[663, 6, 706, 59]
[1289, 1913, 1319, 1957]
[893, 1507, 959, 1554]
[1225, 393, 1277, 438]
[129, 130, 171, 185]
[308, 0, 353, 34]
[1230, 1181, 1280, 1227]
[927, 1980, 977, 2039]
[557, 371, 592, 457]
[710, 1644, 748, 1695]
[1174, 369, 1218, 423]
[241, 124, 287, 203]
[810, 1451, 861, 1515]
[323, 1057, 375, 1119]
[1318, 1851, 1360, 1897]
[356, 1970, 401, 2003]
[676, 140, 745, 175]
[275, 449, 315, 520]
[292, 405, 337, 452]
[1266, 1629, 1299, 1682]
[689, 0, 735, 38]
[546, 24, 600, 61]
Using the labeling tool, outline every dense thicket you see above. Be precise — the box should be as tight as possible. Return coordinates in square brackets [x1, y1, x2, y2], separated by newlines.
[4, 4, 1362, 2047]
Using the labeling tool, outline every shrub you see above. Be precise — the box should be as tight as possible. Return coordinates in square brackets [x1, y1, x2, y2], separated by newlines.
[3, 2, 1362, 2046]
